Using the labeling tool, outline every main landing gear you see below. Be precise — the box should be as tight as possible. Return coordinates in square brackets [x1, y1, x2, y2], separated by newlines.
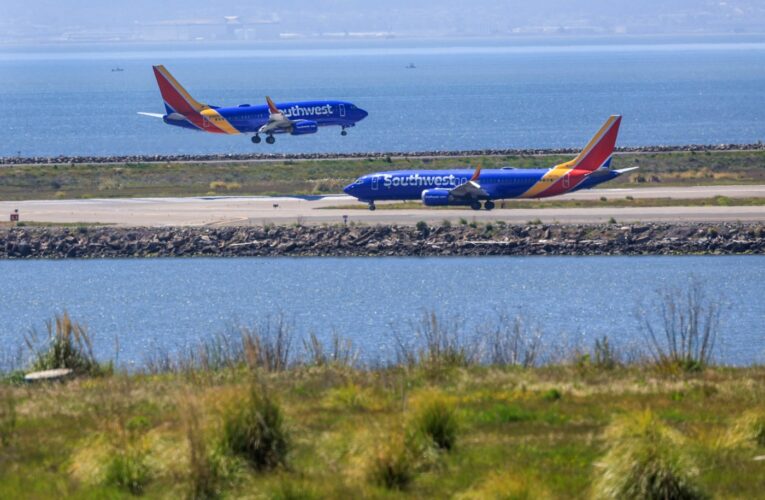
[367, 202, 376, 211]
[251, 134, 276, 144]
[470, 200, 495, 211]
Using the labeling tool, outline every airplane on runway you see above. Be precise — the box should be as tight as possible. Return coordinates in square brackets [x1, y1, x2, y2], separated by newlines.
[139, 65, 368, 144]
[344, 115, 637, 210]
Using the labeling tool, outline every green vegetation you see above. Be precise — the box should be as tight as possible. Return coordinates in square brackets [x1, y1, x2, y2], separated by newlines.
[2, 360, 765, 498]
[2, 285, 763, 498]
[324, 196, 765, 211]
[24, 312, 110, 376]
[1, 149, 764, 201]
[592, 410, 705, 499]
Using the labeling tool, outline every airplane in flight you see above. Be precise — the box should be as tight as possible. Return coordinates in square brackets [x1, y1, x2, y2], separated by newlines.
[343, 115, 637, 210]
[139, 65, 368, 144]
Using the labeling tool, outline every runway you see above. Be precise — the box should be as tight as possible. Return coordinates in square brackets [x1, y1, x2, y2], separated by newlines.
[2, 185, 764, 227]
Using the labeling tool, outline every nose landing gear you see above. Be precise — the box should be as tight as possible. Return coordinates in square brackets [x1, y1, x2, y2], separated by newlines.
[341, 128, 348, 136]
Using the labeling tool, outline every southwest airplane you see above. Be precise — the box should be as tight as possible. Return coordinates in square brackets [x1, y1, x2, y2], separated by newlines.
[139, 65, 368, 144]
[344, 115, 636, 210]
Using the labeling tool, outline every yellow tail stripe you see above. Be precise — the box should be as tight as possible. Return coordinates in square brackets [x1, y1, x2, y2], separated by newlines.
[519, 164, 572, 198]
[200, 109, 240, 135]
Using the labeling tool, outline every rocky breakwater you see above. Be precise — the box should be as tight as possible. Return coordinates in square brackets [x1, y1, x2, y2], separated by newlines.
[1, 223, 763, 258]
[2, 143, 764, 166]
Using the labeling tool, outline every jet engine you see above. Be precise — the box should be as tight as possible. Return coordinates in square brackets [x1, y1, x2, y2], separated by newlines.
[421, 188, 452, 206]
[290, 119, 319, 135]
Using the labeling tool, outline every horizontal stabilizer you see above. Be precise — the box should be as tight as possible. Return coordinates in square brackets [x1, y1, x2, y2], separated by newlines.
[615, 167, 640, 175]
[137, 112, 164, 118]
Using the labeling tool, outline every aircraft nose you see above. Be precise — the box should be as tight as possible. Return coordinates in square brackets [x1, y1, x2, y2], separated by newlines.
[343, 183, 355, 195]
[357, 108, 369, 120]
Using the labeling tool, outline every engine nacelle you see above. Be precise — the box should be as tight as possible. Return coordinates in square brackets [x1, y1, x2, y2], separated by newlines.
[290, 119, 318, 135]
[421, 188, 452, 206]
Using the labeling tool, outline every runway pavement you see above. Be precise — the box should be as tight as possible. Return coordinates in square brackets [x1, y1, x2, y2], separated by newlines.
[2, 185, 764, 227]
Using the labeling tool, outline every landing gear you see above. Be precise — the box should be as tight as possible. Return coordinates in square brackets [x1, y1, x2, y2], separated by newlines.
[470, 200, 482, 211]
[341, 128, 348, 136]
[484, 200, 495, 211]
[368, 202, 376, 211]
[266, 135, 275, 144]
[251, 134, 261, 144]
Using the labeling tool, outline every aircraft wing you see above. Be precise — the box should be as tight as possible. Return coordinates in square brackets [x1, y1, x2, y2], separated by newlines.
[258, 96, 293, 134]
[447, 165, 489, 199]
[137, 112, 165, 118]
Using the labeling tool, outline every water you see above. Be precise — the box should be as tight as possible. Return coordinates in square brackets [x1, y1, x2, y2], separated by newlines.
[0, 256, 763, 368]
[1, 37, 764, 157]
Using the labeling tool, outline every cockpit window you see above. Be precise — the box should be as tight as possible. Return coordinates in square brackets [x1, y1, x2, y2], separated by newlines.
[355, 178, 364, 185]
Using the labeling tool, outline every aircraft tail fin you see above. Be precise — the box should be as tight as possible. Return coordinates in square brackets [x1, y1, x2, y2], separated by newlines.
[570, 115, 622, 171]
[152, 65, 208, 116]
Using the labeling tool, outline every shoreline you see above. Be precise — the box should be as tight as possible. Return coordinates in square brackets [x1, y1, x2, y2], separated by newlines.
[2, 222, 763, 258]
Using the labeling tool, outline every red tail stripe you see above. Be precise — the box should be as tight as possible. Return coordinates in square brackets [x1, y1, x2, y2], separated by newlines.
[575, 116, 621, 171]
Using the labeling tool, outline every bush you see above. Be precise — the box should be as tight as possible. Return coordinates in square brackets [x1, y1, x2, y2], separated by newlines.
[415, 220, 428, 232]
[593, 410, 705, 500]
[368, 438, 415, 490]
[484, 314, 543, 367]
[542, 388, 562, 402]
[105, 449, 150, 495]
[186, 402, 226, 500]
[413, 397, 458, 451]
[395, 312, 477, 369]
[638, 278, 722, 371]
[24, 312, 105, 375]
[302, 332, 357, 368]
[723, 410, 765, 449]
[222, 385, 289, 470]
[0, 388, 17, 448]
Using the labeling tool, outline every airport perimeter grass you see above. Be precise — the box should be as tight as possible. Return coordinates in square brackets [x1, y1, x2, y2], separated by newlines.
[1, 149, 764, 201]
[326, 196, 765, 211]
[2, 364, 765, 498]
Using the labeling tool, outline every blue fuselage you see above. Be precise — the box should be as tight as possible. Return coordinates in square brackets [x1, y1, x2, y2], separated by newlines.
[343, 168, 620, 203]
[164, 100, 368, 133]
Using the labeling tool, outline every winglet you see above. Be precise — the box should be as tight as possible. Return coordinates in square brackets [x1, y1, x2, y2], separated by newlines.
[470, 164, 482, 182]
[266, 96, 280, 115]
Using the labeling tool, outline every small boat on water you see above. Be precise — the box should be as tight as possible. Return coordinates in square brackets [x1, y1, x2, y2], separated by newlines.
[405, 63, 416, 69]
[111, 67, 124, 72]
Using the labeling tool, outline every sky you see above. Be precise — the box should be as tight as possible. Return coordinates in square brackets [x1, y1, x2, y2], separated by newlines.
[1, 0, 764, 43]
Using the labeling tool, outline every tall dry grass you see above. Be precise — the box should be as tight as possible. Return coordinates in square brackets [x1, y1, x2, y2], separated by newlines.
[593, 410, 705, 499]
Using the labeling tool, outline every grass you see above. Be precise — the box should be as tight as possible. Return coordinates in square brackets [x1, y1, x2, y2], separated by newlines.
[3, 364, 765, 498]
[2, 358, 765, 498]
[324, 196, 765, 211]
[1, 149, 765, 201]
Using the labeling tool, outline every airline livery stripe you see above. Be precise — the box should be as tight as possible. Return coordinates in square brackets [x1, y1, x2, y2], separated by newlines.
[154, 66, 205, 112]
[200, 109, 240, 135]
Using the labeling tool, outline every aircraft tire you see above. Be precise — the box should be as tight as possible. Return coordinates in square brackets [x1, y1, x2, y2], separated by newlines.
[484, 201, 495, 210]
[470, 200, 482, 210]
[266, 136, 275, 144]
[368, 203, 376, 211]
[251, 135, 261, 144]
[341, 129, 348, 136]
